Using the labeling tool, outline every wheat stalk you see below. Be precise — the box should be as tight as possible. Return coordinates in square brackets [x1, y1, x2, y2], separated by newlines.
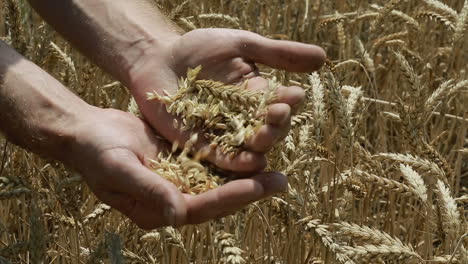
[423, 0, 457, 19]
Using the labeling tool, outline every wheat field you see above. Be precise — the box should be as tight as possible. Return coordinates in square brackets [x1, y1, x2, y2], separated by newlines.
[0, 0, 467, 263]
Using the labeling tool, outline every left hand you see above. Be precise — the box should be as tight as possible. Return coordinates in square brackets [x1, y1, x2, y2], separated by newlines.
[66, 107, 288, 229]
[128, 28, 326, 172]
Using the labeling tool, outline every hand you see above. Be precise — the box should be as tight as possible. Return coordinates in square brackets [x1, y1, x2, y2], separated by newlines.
[67, 107, 287, 229]
[129, 28, 326, 172]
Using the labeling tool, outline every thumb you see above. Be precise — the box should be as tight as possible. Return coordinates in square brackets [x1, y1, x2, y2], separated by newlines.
[115, 161, 188, 229]
[184, 171, 287, 224]
[239, 32, 326, 72]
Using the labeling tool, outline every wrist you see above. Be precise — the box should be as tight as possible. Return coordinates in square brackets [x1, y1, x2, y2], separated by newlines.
[32, 102, 97, 164]
[0, 43, 99, 164]
[123, 35, 177, 87]
[124, 33, 181, 94]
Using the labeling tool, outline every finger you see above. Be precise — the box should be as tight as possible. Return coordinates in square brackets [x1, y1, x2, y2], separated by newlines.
[245, 104, 292, 152]
[216, 57, 258, 83]
[265, 103, 291, 126]
[184, 172, 287, 224]
[239, 31, 327, 72]
[245, 125, 282, 152]
[100, 150, 187, 229]
[245, 125, 283, 152]
[204, 147, 267, 172]
[244, 104, 292, 152]
[275, 85, 306, 109]
[245, 77, 305, 108]
[265, 103, 292, 141]
[122, 163, 188, 229]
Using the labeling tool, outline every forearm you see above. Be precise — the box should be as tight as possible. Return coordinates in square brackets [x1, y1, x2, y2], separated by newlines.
[0, 41, 90, 160]
[28, 0, 181, 87]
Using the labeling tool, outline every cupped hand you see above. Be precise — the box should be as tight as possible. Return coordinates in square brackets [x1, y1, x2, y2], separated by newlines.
[129, 28, 326, 173]
[67, 107, 287, 229]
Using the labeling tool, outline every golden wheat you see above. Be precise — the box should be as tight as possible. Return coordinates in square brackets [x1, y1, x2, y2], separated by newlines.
[0, 0, 466, 263]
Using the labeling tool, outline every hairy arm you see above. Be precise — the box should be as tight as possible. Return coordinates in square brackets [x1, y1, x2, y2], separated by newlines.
[0, 40, 89, 161]
[27, 0, 179, 87]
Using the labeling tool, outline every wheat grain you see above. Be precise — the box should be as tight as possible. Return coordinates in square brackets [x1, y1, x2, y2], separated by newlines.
[417, 11, 455, 31]
[297, 217, 355, 264]
[374, 153, 447, 183]
[435, 180, 462, 245]
[333, 222, 408, 246]
[214, 231, 246, 264]
[399, 164, 428, 204]
[341, 243, 422, 262]
[83, 203, 111, 224]
[423, 0, 457, 19]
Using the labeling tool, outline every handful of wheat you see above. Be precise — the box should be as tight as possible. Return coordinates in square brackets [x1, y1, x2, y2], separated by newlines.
[145, 66, 279, 194]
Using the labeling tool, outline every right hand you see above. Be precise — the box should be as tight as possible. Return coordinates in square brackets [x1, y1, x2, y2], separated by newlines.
[128, 28, 326, 173]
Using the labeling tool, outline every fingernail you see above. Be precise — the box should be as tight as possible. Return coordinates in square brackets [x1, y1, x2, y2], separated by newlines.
[164, 206, 176, 227]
